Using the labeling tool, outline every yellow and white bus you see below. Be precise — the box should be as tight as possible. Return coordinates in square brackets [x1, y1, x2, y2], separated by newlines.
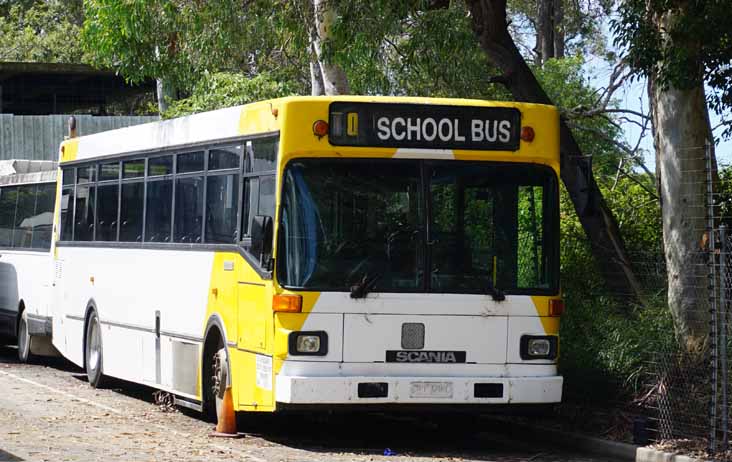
[51, 96, 562, 419]
[0, 160, 57, 362]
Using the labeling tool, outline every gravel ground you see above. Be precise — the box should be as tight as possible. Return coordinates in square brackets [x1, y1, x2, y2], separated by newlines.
[0, 345, 619, 462]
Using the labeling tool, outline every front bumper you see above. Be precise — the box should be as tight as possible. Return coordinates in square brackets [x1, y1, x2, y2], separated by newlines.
[275, 375, 562, 405]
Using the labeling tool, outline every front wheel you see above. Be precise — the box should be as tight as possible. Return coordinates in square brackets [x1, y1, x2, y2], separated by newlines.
[205, 341, 228, 422]
[17, 310, 32, 363]
[85, 311, 106, 388]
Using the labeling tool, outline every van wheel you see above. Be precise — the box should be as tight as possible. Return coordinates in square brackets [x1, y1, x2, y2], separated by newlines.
[17, 310, 33, 363]
[85, 311, 106, 388]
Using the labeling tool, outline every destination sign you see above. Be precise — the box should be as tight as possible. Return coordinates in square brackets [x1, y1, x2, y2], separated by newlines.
[329, 102, 521, 151]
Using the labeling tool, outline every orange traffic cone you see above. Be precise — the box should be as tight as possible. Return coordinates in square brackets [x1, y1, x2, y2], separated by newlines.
[211, 386, 240, 438]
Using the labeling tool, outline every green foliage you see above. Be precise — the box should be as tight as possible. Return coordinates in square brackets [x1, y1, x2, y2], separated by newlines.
[163, 72, 296, 118]
[330, 1, 508, 99]
[612, 0, 732, 138]
[533, 57, 627, 176]
[82, 0, 311, 94]
[0, 0, 85, 63]
[559, 176, 668, 402]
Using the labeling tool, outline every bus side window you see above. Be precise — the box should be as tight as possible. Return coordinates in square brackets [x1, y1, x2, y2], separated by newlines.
[74, 184, 95, 242]
[120, 182, 144, 242]
[206, 173, 239, 244]
[174, 175, 204, 243]
[145, 178, 172, 242]
[96, 182, 119, 242]
[0, 187, 17, 247]
[31, 183, 55, 249]
[60, 186, 74, 241]
[13, 185, 36, 248]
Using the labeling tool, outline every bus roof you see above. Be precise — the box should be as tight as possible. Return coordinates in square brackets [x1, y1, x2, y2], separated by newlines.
[59, 96, 557, 164]
[0, 159, 57, 186]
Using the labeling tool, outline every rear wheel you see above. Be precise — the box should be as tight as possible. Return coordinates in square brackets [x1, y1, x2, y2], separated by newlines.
[17, 310, 32, 363]
[85, 311, 106, 388]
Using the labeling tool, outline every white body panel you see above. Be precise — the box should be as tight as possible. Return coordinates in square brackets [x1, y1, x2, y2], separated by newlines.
[52, 246, 213, 397]
[279, 293, 561, 405]
[0, 249, 53, 335]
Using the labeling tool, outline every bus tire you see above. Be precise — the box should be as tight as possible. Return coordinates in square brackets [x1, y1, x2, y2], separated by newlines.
[84, 311, 106, 388]
[203, 332, 226, 423]
[17, 308, 33, 363]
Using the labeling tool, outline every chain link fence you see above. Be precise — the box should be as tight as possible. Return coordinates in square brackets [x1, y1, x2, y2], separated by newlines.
[605, 143, 731, 458]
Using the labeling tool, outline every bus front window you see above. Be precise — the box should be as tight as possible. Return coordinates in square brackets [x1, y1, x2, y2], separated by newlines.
[277, 159, 558, 295]
[278, 160, 423, 292]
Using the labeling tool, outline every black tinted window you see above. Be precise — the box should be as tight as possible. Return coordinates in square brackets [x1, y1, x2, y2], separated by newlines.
[74, 185, 95, 241]
[148, 156, 173, 176]
[100, 162, 119, 181]
[120, 182, 143, 242]
[61, 187, 74, 241]
[258, 175, 275, 216]
[77, 165, 95, 183]
[123, 159, 144, 178]
[146, 180, 172, 242]
[251, 137, 277, 172]
[177, 151, 204, 173]
[13, 185, 36, 247]
[209, 146, 241, 171]
[0, 187, 17, 246]
[31, 183, 55, 249]
[206, 174, 239, 243]
[96, 184, 119, 241]
[174, 176, 203, 243]
[62, 169, 74, 185]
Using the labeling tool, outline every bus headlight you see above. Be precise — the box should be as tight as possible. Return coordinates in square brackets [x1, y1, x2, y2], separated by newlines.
[520, 335, 558, 360]
[288, 331, 328, 356]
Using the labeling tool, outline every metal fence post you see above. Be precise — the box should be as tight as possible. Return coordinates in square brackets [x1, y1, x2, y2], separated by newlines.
[707, 140, 719, 454]
[721, 224, 728, 451]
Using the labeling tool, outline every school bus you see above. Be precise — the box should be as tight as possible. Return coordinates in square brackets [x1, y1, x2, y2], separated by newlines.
[51, 96, 562, 420]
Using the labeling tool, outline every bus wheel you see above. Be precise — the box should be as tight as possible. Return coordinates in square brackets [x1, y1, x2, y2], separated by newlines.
[212, 348, 229, 420]
[204, 338, 227, 422]
[85, 311, 106, 388]
[17, 310, 33, 363]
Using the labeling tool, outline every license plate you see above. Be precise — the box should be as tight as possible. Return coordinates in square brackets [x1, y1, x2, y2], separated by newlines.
[409, 381, 453, 399]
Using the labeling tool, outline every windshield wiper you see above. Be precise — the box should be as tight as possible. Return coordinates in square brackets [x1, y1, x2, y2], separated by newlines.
[350, 273, 381, 299]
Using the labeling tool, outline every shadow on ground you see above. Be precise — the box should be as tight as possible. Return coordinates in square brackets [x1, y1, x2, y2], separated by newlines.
[0, 343, 568, 461]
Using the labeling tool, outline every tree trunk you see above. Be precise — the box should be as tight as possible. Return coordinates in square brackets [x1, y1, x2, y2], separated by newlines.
[466, 0, 643, 302]
[553, 0, 564, 59]
[312, 0, 350, 95]
[536, 0, 555, 64]
[156, 78, 176, 114]
[650, 9, 714, 350]
[310, 42, 326, 95]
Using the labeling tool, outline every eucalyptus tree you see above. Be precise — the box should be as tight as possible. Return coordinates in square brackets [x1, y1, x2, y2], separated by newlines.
[614, 0, 732, 349]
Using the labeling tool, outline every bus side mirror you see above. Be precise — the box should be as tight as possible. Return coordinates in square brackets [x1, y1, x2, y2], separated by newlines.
[250, 215, 273, 266]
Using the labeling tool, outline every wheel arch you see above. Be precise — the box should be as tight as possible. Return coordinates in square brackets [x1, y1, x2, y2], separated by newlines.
[202, 314, 232, 385]
[201, 313, 232, 414]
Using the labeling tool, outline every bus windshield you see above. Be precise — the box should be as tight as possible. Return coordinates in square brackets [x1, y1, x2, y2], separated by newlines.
[277, 159, 558, 295]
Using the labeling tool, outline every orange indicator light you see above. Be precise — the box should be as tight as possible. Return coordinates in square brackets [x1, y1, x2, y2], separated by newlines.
[520, 126, 535, 142]
[273, 294, 302, 313]
[549, 299, 565, 316]
[313, 120, 329, 138]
